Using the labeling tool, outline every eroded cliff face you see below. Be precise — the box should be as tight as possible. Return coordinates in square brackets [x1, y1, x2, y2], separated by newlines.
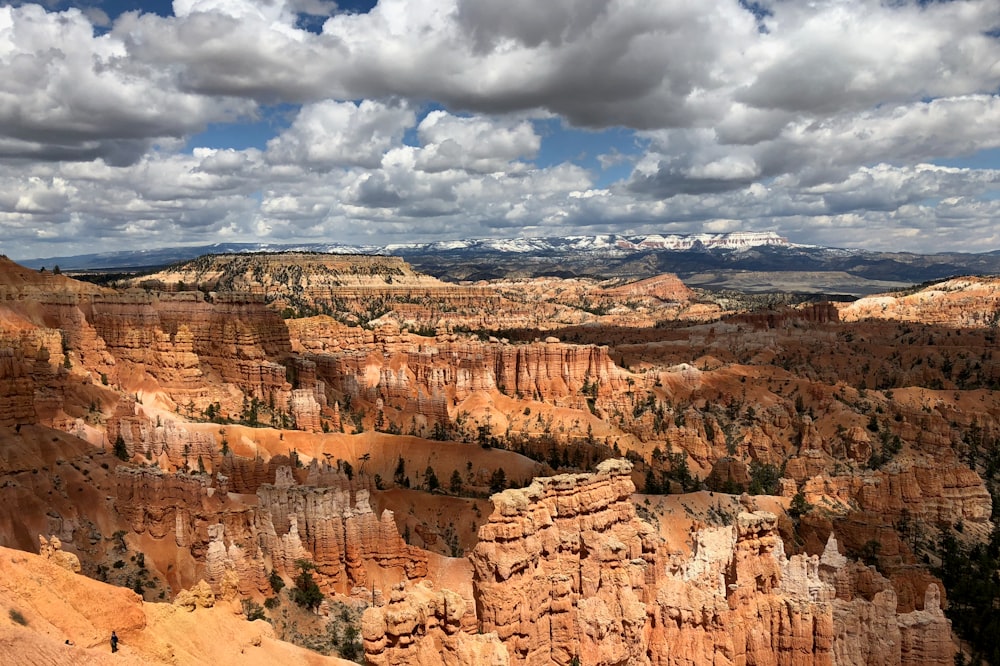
[257, 467, 427, 593]
[364, 462, 956, 666]
[362, 580, 507, 666]
[114, 463, 427, 597]
[794, 463, 992, 535]
[0, 257, 309, 433]
[471, 459, 655, 666]
[293, 320, 626, 416]
[838, 277, 1000, 327]
[0, 346, 37, 427]
[89, 291, 293, 406]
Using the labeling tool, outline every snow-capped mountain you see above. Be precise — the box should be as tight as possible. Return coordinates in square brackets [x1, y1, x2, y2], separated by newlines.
[19, 232, 791, 270]
[18, 231, 1000, 291]
[382, 231, 789, 256]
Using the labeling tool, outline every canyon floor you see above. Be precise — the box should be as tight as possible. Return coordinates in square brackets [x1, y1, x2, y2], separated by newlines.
[1, 252, 999, 665]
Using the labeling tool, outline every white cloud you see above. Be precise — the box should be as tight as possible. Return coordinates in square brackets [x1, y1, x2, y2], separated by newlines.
[266, 100, 414, 169]
[414, 111, 540, 173]
[0, 0, 1000, 259]
[0, 4, 253, 164]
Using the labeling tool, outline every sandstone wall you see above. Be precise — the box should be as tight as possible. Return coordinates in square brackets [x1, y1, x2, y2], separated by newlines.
[114, 463, 426, 597]
[364, 462, 958, 666]
[311, 337, 625, 415]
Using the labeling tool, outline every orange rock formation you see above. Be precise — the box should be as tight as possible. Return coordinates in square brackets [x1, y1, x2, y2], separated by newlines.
[364, 461, 956, 666]
[0, 543, 351, 665]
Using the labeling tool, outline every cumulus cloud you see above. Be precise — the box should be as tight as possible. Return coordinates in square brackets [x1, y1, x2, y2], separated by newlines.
[0, 4, 254, 165]
[1, 0, 1000, 259]
[414, 111, 540, 173]
[266, 100, 414, 169]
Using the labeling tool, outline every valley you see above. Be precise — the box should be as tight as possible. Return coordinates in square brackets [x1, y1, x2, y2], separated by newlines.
[1, 251, 998, 665]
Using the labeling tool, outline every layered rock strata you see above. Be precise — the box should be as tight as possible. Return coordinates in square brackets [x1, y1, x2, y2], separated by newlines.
[362, 580, 508, 666]
[302, 327, 626, 416]
[364, 461, 956, 666]
[257, 467, 427, 593]
[115, 464, 425, 596]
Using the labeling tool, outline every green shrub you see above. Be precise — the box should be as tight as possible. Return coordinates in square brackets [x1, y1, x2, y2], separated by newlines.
[242, 599, 267, 622]
[290, 560, 324, 611]
[748, 460, 781, 495]
[113, 435, 129, 462]
[269, 569, 285, 594]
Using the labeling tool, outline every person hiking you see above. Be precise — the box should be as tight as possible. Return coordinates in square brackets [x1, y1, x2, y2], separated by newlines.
[110, 631, 118, 653]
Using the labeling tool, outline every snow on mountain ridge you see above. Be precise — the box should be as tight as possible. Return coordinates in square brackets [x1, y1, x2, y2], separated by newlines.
[618, 232, 788, 251]
[190, 233, 788, 257]
[380, 232, 787, 254]
[18, 232, 791, 270]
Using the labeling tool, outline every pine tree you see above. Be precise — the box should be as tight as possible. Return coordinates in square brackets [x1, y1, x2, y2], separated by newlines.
[113, 435, 129, 461]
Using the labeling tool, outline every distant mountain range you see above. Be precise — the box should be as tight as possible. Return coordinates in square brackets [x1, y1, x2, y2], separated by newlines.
[21, 232, 789, 269]
[18, 231, 1000, 295]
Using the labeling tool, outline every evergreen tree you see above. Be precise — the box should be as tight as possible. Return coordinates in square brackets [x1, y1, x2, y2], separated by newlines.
[290, 560, 324, 611]
[449, 469, 463, 494]
[425, 465, 440, 491]
[113, 435, 129, 461]
[489, 467, 507, 493]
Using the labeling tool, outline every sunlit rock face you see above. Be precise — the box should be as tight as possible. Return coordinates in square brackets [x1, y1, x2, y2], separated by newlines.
[365, 462, 956, 666]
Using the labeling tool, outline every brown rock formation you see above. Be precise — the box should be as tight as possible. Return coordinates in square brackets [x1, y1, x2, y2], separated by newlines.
[0, 543, 347, 665]
[597, 273, 695, 303]
[839, 277, 1000, 327]
[309, 334, 626, 419]
[362, 580, 507, 666]
[38, 534, 81, 573]
[174, 579, 217, 611]
[365, 462, 957, 666]
[471, 459, 655, 665]
[819, 535, 952, 666]
[0, 347, 37, 426]
[796, 463, 992, 533]
[257, 467, 427, 593]
[729, 302, 840, 329]
[114, 461, 428, 597]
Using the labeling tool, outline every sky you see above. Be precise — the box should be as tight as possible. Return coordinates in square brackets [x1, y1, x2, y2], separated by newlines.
[0, 0, 999, 261]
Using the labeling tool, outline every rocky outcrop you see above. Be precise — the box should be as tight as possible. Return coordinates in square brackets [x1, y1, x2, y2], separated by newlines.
[820, 535, 952, 666]
[839, 277, 1000, 327]
[730, 302, 840, 329]
[111, 409, 219, 468]
[650, 511, 834, 666]
[311, 335, 625, 417]
[115, 466, 234, 549]
[257, 468, 427, 593]
[38, 534, 81, 573]
[365, 462, 957, 666]
[115, 463, 427, 596]
[597, 273, 695, 303]
[0, 258, 308, 431]
[174, 579, 217, 611]
[204, 523, 270, 598]
[896, 584, 953, 666]
[362, 580, 507, 666]
[470, 459, 655, 665]
[796, 464, 992, 532]
[0, 347, 37, 427]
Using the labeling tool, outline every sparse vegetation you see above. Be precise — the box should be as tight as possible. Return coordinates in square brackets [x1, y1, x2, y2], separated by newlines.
[242, 598, 267, 622]
[113, 435, 129, 461]
[290, 560, 324, 612]
[748, 460, 781, 496]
